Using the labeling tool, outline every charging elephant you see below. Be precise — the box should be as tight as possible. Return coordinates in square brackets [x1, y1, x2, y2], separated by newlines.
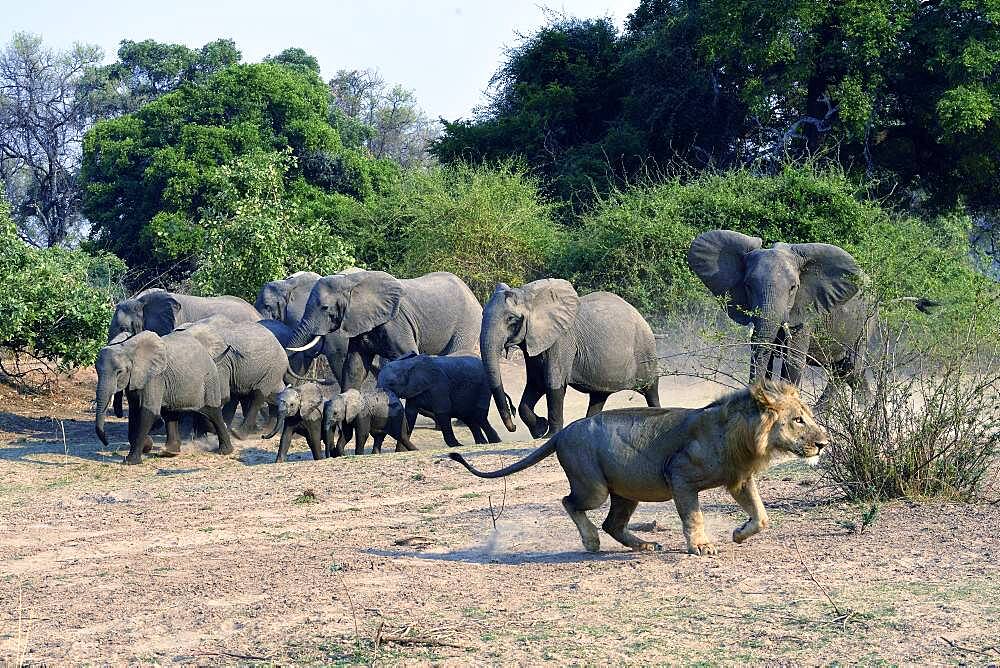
[322, 388, 415, 456]
[174, 317, 290, 436]
[106, 290, 260, 418]
[95, 331, 232, 464]
[255, 268, 363, 379]
[481, 279, 661, 439]
[377, 354, 501, 447]
[265, 380, 341, 462]
[687, 229, 935, 401]
[286, 271, 482, 390]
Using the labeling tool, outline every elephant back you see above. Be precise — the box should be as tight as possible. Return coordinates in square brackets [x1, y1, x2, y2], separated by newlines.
[571, 292, 659, 392]
[398, 272, 483, 356]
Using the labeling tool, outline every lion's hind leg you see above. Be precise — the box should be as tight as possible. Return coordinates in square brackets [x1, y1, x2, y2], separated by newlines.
[602, 493, 661, 552]
[561, 482, 608, 553]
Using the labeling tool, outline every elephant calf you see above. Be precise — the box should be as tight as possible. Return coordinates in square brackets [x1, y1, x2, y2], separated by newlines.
[377, 354, 502, 448]
[265, 380, 341, 462]
[323, 388, 416, 456]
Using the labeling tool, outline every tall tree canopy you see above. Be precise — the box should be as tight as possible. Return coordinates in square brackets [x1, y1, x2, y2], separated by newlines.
[80, 60, 395, 278]
[435, 1, 1000, 211]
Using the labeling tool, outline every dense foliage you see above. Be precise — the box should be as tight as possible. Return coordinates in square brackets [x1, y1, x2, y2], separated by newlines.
[81, 60, 395, 280]
[191, 151, 355, 302]
[0, 198, 123, 370]
[436, 1, 1000, 212]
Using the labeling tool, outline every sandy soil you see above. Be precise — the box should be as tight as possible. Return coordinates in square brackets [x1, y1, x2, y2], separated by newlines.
[1, 359, 999, 666]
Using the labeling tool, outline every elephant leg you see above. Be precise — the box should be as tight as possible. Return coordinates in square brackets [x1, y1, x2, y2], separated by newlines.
[372, 433, 386, 454]
[275, 427, 293, 463]
[395, 420, 418, 452]
[304, 423, 324, 461]
[341, 340, 373, 390]
[585, 392, 611, 418]
[543, 386, 567, 436]
[468, 422, 487, 444]
[404, 402, 419, 432]
[221, 397, 239, 428]
[354, 422, 371, 456]
[333, 423, 352, 457]
[236, 391, 267, 437]
[162, 410, 182, 455]
[518, 383, 547, 439]
[642, 382, 660, 408]
[125, 408, 158, 465]
[436, 414, 464, 448]
[481, 419, 501, 444]
[201, 406, 233, 455]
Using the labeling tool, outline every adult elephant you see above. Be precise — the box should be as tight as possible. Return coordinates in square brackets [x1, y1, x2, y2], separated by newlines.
[481, 279, 660, 439]
[286, 271, 482, 389]
[687, 229, 934, 400]
[174, 316, 290, 436]
[106, 290, 261, 419]
[256, 269, 364, 379]
[95, 330, 232, 464]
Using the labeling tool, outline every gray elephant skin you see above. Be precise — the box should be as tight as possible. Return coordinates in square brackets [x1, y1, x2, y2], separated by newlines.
[286, 270, 482, 389]
[174, 316, 289, 436]
[322, 388, 415, 456]
[95, 331, 232, 464]
[106, 290, 260, 417]
[266, 381, 340, 462]
[481, 279, 660, 439]
[687, 229, 935, 399]
[377, 354, 501, 447]
[255, 269, 363, 378]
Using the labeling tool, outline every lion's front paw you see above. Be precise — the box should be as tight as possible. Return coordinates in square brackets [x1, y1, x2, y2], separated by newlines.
[687, 541, 716, 556]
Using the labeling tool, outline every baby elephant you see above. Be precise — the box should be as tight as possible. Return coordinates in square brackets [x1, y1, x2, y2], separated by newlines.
[377, 354, 502, 447]
[323, 388, 416, 456]
[265, 381, 340, 462]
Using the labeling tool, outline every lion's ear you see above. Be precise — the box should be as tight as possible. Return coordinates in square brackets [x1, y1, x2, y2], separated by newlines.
[750, 380, 783, 412]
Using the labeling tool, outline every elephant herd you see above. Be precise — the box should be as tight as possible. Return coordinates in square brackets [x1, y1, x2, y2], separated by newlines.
[95, 230, 934, 464]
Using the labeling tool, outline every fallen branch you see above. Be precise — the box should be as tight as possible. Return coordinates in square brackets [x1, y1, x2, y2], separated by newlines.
[939, 636, 1000, 657]
[792, 536, 842, 617]
[377, 635, 467, 650]
[196, 650, 273, 661]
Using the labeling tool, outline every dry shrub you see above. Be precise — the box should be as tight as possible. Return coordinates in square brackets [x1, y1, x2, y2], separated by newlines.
[820, 315, 1000, 502]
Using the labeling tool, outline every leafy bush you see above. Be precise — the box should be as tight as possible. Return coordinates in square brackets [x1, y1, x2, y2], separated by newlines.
[821, 311, 1000, 502]
[0, 198, 125, 371]
[191, 151, 355, 302]
[369, 161, 562, 299]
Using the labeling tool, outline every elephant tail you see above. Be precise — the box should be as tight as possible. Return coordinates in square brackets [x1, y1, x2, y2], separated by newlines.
[448, 435, 558, 479]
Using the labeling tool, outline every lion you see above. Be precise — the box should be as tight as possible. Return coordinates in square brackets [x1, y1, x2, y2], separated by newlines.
[449, 378, 829, 555]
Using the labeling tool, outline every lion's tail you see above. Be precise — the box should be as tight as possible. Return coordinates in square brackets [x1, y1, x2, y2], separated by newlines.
[448, 436, 559, 479]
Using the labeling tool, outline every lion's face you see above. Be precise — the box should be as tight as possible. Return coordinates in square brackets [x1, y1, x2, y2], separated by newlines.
[751, 381, 829, 458]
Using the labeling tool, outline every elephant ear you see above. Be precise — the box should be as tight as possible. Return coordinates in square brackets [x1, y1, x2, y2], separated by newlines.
[341, 272, 404, 337]
[342, 390, 364, 423]
[141, 292, 183, 334]
[787, 243, 861, 324]
[521, 279, 580, 357]
[127, 332, 168, 391]
[688, 230, 763, 325]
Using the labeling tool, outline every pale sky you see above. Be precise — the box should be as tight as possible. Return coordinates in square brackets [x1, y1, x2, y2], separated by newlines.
[5, 0, 636, 121]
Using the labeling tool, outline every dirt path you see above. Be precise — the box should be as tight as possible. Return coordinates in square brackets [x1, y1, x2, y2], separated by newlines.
[1, 362, 998, 664]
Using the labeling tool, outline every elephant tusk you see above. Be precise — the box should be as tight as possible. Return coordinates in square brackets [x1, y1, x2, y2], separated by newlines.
[286, 336, 322, 353]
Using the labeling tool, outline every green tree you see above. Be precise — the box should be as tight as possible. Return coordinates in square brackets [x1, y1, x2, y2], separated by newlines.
[264, 47, 321, 74]
[75, 38, 241, 120]
[191, 151, 354, 301]
[80, 61, 388, 280]
[0, 196, 125, 370]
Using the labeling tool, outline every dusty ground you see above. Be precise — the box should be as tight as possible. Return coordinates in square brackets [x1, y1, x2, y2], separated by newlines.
[1, 359, 999, 666]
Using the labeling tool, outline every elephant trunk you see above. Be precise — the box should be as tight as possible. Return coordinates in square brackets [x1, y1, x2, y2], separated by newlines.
[264, 404, 287, 439]
[95, 377, 114, 447]
[750, 296, 783, 382]
[287, 310, 321, 350]
[481, 317, 516, 432]
[322, 401, 338, 451]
